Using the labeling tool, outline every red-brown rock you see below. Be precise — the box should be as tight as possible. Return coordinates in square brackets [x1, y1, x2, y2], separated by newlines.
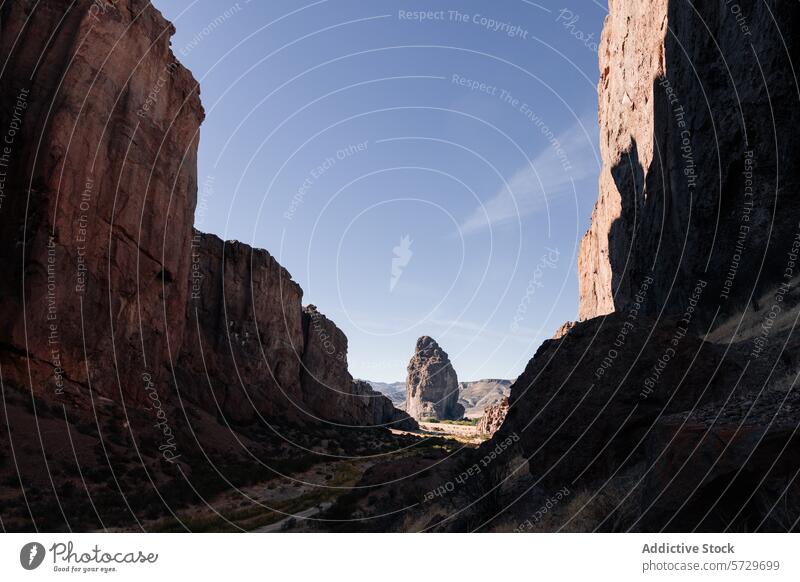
[477, 397, 509, 437]
[0, 0, 203, 407]
[579, 0, 800, 326]
[405, 337, 464, 421]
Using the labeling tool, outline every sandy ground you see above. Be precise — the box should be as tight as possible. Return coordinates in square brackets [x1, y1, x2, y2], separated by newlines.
[391, 421, 486, 445]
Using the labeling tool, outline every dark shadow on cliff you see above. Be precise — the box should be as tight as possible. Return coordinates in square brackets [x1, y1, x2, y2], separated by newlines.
[607, 138, 646, 315]
[604, 0, 800, 328]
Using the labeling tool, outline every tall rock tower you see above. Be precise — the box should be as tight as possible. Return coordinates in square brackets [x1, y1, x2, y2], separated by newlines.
[405, 337, 464, 421]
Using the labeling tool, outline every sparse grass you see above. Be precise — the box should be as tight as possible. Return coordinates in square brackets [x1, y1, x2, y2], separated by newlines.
[146, 461, 363, 532]
[442, 418, 480, 426]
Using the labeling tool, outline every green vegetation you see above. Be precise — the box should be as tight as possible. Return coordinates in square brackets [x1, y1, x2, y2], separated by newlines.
[422, 417, 480, 426]
[442, 418, 480, 426]
[146, 462, 363, 533]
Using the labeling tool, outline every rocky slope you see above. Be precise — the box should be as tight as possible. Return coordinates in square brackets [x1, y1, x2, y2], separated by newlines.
[0, 0, 412, 531]
[458, 379, 512, 419]
[367, 381, 407, 407]
[405, 337, 464, 421]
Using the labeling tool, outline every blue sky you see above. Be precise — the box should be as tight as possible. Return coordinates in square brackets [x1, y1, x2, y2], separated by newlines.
[153, 0, 608, 382]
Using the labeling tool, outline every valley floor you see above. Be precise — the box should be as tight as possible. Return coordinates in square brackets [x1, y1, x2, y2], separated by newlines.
[393, 421, 486, 446]
[101, 427, 471, 533]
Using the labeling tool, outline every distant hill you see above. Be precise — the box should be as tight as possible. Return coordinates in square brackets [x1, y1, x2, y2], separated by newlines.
[363, 381, 406, 409]
[366, 378, 512, 418]
[458, 379, 513, 418]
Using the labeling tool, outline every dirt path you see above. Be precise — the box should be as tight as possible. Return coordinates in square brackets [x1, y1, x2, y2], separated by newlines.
[253, 501, 333, 532]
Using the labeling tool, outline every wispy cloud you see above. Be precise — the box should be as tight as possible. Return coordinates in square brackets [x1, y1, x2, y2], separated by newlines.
[459, 116, 599, 234]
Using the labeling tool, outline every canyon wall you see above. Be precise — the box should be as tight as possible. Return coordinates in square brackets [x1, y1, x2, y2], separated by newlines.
[579, 0, 800, 325]
[0, 0, 203, 405]
[177, 232, 307, 425]
[300, 306, 416, 428]
[0, 0, 409, 434]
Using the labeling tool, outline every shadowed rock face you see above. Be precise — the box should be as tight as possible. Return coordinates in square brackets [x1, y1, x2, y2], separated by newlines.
[350, 381, 419, 431]
[0, 0, 411, 432]
[405, 337, 464, 421]
[300, 306, 417, 429]
[172, 232, 420, 430]
[579, 0, 800, 328]
[176, 231, 306, 425]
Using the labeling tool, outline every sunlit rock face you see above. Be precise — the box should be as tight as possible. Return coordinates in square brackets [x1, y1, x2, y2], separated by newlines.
[0, 0, 204, 406]
[405, 337, 464, 421]
[476, 397, 509, 437]
[579, 0, 800, 328]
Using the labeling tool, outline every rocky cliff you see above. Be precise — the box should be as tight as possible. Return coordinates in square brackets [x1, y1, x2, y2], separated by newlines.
[300, 306, 416, 429]
[476, 397, 509, 437]
[0, 0, 410, 429]
[0, 0, 413, 531]
[405, 337, 464, 421]
[579, 0, 800, 326]
[0, 0, 203, 407]
[177, 232, 306, 425]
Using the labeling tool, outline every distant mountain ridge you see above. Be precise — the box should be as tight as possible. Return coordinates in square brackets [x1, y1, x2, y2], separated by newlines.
[367, 378, 512, 418]
[458, 379, 513, 418]
[363, 381, 406, 409]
